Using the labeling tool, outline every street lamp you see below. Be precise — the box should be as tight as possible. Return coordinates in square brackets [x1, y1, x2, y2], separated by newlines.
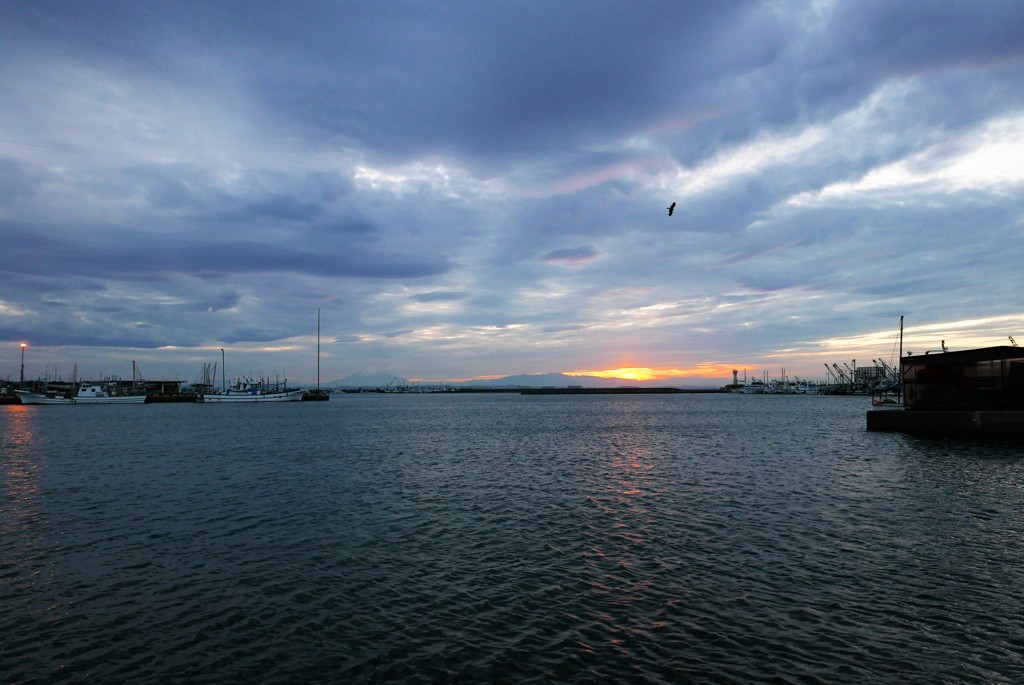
[20, 342, 27, 389]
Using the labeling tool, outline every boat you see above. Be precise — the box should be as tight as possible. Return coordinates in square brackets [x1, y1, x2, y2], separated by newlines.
[869, 317, 904, 407]
[198, 346, 308, 403]
[199, 377, 306, 403]
[14, 388, 74, 405]
[736, 379, 768, 394]
[870, 382, 902, 407]
[74, 383, 146, 404]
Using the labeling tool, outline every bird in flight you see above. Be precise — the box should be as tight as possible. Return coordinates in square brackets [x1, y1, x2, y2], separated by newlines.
[667, 202, 676, 216]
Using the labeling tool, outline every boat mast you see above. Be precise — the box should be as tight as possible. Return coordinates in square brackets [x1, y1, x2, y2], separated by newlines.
[317, 308, 321, 393]
[221, 348, 226, 392]
[899, 315, 904, 405]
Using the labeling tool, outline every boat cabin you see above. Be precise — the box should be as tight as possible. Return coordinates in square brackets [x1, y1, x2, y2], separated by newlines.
[902, 345, 1024, 410]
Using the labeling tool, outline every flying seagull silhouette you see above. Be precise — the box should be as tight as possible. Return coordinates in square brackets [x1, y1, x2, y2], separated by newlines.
[667, 202, 676, 216]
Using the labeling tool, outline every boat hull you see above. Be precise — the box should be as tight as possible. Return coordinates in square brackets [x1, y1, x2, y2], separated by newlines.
[14, 390, 74, 405]
[199, 389, 306, 403]
[75, 395, 147, 404]
[74, 383, 147, 404]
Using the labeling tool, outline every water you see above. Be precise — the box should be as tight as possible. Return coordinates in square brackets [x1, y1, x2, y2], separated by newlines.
[2, 394, 1023, 684]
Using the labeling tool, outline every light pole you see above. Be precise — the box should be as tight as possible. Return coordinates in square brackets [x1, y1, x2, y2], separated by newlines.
[20, 342, 27, 389]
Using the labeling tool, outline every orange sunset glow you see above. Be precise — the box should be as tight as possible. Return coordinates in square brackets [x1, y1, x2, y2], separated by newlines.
[565, 364, 737, 381]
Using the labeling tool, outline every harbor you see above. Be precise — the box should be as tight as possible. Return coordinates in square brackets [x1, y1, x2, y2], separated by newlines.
[3, 377, 328, 404]
[2, 366, 326, 404]
[4, 313, 331, 404]
[5, 391, 1024, 683]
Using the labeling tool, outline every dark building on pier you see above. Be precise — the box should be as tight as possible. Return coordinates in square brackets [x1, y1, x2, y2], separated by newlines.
[868, 345, 1024, 435]
[902, 346, 1024, 410]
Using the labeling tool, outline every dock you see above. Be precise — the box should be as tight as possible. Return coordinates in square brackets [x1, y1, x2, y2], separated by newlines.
[866, 345, 1024, 436]
[867, 409, 1024, 436]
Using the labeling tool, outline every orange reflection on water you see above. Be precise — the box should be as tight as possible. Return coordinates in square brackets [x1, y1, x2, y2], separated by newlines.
[605, 440, 659, 512]
[586, 427, 663, 564]
[2, 405, 42, 525]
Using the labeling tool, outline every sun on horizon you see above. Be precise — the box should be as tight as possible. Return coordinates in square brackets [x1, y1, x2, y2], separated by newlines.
[565, 365, 735, 381]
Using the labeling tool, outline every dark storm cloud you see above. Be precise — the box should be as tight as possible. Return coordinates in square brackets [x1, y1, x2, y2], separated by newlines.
[0, 222, 449, 281]
[4, 0, 755, 164]
[129, 165, 354, 223]
[383, 329, 414, 339]
[221, 327, 296, 345]
[0, 328, 169, 350]
[540, 247, 600, 265]
[8, 1, 1024, 159]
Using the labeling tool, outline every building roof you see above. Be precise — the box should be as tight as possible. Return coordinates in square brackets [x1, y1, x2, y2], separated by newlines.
[902, 345, 1024, 367]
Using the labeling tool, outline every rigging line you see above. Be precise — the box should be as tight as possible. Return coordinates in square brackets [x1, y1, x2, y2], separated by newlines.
[888, 325, 900, 368]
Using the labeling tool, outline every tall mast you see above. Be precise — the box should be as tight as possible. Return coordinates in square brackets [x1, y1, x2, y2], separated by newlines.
[317, 307, 321, 392]
[221, 348, 226, 392]
[898, 316, 904, 405]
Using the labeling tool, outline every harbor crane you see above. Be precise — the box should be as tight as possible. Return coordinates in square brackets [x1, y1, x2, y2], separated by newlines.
[832, 364, 853, 387]
[823, 364, 835, 384]
[843, 363, 857, 384]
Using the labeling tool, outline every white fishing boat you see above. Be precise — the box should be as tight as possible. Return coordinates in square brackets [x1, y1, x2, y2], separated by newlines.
[14, 388, 74, 405]
[736, 379, 768, 394]
[198, 348, 306, 403]
[75, 383, 147, 404]
[199, 377, 305, 403]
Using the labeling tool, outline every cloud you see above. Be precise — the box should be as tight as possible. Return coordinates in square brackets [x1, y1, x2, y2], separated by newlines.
[540, 246, 600, 266]
[2, 1, 1023, 383]
[410, 291, 466, 303]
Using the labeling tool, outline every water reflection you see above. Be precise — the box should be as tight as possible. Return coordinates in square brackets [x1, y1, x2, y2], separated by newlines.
[2, 406, 45, 535]
[579, 404, 676, 667]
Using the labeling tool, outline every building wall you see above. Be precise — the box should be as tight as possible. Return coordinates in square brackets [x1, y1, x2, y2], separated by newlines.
[902, 349, 1024, 410]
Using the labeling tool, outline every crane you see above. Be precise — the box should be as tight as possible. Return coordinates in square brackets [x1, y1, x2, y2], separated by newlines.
[1011, 336, 1018, 347]
[832, 364, 852, 386]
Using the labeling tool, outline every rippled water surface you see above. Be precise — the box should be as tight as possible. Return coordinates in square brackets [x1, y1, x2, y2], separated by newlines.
[3, 394, 1024, 683]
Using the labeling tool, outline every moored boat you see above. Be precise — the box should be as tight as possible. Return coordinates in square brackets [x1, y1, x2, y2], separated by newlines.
[199, 378, 305, 403]
[75, 383, 147, 404]
[14, 388, 74, 405]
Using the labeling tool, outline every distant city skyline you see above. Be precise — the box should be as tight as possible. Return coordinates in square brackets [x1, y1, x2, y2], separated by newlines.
[3, 2, 1023, 385]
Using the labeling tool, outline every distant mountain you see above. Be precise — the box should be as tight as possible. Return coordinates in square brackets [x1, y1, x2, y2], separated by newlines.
[460, 373, 730, 389]
[326, 373, 410, 388]
[461, 373, 640, 388]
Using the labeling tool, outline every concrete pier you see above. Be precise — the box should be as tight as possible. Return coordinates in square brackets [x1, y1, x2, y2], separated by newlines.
[867, 409, 1024, 436]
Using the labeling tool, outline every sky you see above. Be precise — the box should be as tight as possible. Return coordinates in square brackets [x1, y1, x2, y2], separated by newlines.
[2, 0, 1023, 386]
